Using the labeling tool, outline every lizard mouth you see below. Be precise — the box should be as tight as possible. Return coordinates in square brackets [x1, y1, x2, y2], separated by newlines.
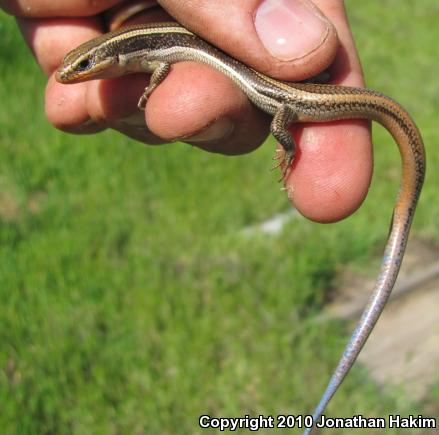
[55, 64, 85, 84]
[55, 66, 96, 84]
[55, 58, 120, 84]
[55, 68, 69, 84]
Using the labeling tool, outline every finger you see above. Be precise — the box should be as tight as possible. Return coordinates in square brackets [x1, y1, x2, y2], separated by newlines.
[160, 0, 338, 81]
[18, 16, 106, 132]
[2, 0, 121, 17]
[18, 8, 173, 136]
[83, 52, 270, 153]
[160, 0, 371, 222]
[17, 17, 103, 76]
[41, 5, 271, 153]
[20, 8, 169, 137]
[88, 5, 270, 151]
[46, 74, 106, 134]
[144, 62, 270, 155]
[285, 0, 372, 223]
[116, 0, 336, 156]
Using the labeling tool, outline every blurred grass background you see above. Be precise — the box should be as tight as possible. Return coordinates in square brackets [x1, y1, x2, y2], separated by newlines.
[0, 1, 438, 433]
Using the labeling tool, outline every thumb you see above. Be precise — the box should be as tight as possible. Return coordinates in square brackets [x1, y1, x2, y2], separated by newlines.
[158, 0, 338, 81]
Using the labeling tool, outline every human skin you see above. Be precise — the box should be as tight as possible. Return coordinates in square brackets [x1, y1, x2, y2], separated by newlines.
[1, 0, 372, 223]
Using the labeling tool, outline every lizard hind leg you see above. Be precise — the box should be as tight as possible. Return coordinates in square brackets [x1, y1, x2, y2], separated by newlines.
[270, 105, 298, 181]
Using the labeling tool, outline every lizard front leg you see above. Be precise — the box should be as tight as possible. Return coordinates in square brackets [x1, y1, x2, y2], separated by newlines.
[138, 62, 171, 110]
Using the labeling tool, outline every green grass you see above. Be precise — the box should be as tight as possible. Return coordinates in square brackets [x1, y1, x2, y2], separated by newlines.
[0, 1, 438, 434]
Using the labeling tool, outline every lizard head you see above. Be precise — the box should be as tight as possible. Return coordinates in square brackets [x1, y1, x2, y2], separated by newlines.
[56, 33, 122, 84]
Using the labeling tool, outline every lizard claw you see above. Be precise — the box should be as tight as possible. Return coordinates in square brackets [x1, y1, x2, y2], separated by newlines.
[271, 149, 294, 182]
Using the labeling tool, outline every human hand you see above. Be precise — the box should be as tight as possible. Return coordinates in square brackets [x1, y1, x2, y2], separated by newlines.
[1, 0, 371, 223]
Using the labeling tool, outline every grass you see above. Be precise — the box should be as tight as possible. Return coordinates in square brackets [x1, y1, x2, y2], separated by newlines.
[0, 1, 438, 433]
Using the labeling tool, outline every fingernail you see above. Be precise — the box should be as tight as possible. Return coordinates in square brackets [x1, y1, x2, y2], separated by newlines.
[184, 117, 234, 143]
[255, 0, 329, 61]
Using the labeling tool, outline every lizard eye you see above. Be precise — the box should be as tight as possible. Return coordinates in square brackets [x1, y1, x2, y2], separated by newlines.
[77, 58, 91, 70]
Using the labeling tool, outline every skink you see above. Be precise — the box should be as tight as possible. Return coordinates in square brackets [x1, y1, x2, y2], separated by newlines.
[56, 22, 426, 434]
